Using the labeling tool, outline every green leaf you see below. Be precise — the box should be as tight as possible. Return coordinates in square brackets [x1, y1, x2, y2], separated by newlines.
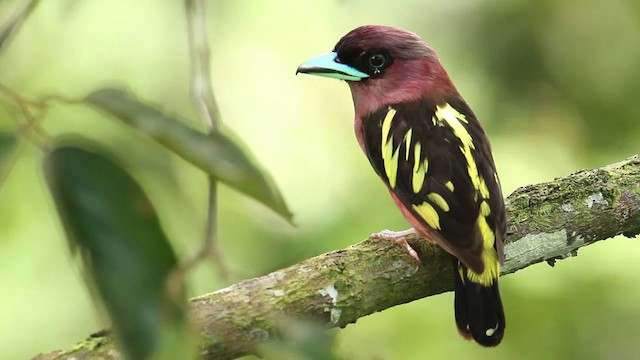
[85, 88, 293, 223]
[43, 139, 195, 360]
[0, 131, 18, 178]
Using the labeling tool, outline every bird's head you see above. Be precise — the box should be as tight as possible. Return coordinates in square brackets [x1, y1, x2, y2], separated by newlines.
[297, 25, 457, 117]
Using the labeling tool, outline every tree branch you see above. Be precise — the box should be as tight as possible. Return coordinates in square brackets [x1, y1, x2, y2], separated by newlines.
[33, 155, 640, 360]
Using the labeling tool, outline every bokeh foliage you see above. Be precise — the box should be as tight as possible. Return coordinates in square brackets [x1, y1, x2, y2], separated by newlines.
[44, 143, 194, 360]
[0, 1, 639, 359]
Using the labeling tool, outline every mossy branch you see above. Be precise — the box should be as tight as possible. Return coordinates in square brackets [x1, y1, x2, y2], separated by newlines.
[33, 155, 640, 360]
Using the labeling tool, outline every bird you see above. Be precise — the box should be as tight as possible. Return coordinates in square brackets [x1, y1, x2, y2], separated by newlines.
[297, 25, 506, 346]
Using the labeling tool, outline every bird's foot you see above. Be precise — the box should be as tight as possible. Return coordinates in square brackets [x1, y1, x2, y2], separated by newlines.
[371, 228, 421, 267]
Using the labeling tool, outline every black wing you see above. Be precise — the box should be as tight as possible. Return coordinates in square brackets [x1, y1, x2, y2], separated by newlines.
[361, 97, 505, 277]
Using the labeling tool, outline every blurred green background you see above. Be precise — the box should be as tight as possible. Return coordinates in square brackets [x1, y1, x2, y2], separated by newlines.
[1, 1, 639, 359]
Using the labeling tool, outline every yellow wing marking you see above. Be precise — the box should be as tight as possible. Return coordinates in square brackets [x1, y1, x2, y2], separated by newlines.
[412, 202, 440, 230]
[435, 104, 474, 186]
[478, 177, 490, 199]
[404, 128, 412, 160]
[480, 200, 491, 216]
[381, 108, 428, 193]
[435, 103, 499, 285]
[434, 103, 491, 201]
[444, 181, 455, 192]
[428, 192, 450, 212]
[381, 107, 400, 188]
[465, 215, 500, 286]
[411, 142, 427, 193]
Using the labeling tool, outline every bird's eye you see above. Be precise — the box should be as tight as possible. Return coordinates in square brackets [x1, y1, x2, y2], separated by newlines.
[367, 54, 388, 72]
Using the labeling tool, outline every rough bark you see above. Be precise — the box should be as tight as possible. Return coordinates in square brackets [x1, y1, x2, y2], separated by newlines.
[33, 155, 640, 360]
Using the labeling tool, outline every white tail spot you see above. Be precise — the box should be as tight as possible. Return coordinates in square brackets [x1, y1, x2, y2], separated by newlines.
[485, 323, 499, 337]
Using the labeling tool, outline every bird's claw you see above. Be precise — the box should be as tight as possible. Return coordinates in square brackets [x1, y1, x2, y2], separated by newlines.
[371, 228, 421, 268]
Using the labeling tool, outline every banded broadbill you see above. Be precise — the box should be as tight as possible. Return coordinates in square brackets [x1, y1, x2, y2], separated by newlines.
[297, 25, 506, 346]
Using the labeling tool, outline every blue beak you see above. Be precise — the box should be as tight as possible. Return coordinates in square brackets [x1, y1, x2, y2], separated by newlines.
[296, 52, 369, 81]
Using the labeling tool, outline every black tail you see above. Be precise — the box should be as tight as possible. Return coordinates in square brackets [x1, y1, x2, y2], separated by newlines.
[453, 257, 505, 346]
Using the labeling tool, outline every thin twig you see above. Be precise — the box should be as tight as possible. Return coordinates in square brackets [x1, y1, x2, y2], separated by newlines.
[182, 0, 229, 279]
[0, 83, 41, 107]
[0, 0, 40, 53]
[37, 93, 85, 106]
[0, 83, 83, 108]
[185, 0, 221, 130]
[0, 83, 84, 180]
[0, 83, 52, 150]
